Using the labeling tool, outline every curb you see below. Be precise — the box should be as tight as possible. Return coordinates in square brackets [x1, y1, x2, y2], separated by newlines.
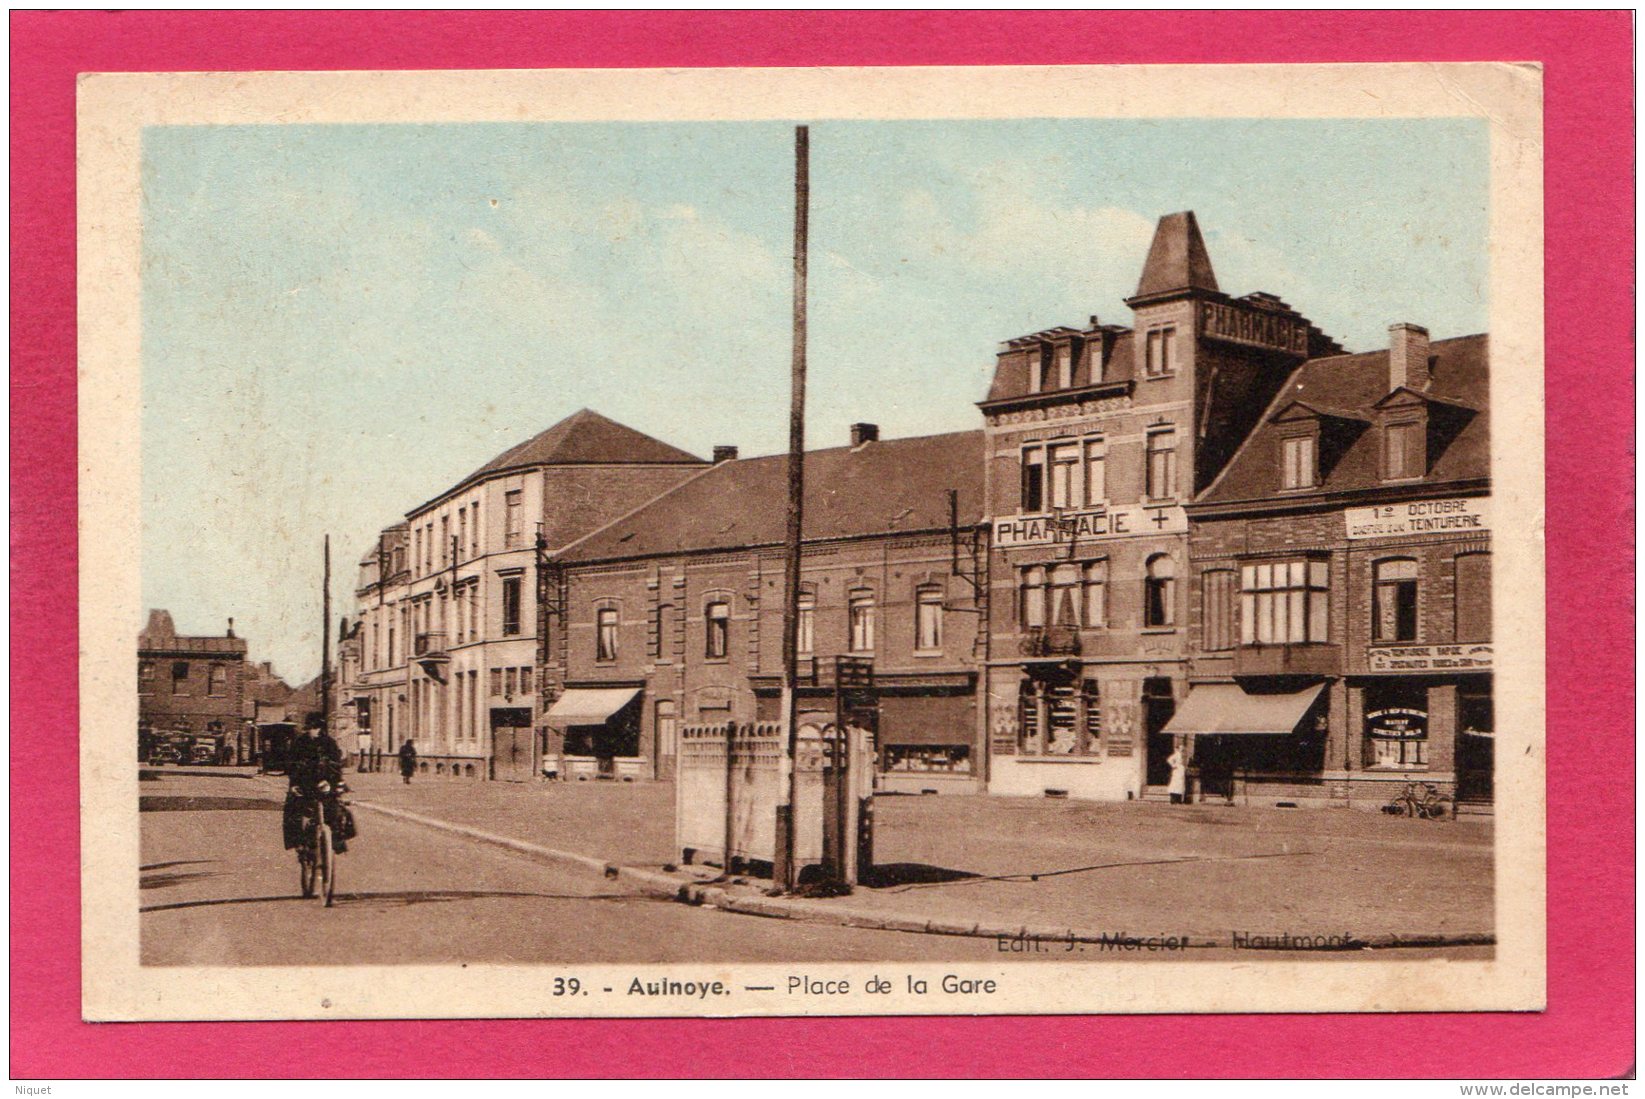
[350, 795, 1496, 952]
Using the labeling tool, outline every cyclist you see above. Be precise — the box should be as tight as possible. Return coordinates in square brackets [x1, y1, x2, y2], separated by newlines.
[283, 717, 348, 855]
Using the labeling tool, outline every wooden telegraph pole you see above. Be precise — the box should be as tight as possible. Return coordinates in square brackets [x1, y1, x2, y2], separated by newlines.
[321, 534, 332, 735]
[777, 125, 810, 892]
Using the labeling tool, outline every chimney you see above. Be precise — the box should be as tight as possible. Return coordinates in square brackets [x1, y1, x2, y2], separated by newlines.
[850, 422, 879, 447]
[226, 617, 235, 638]
[712, 445, 739, 464]
[1388, 323, 1431, 391]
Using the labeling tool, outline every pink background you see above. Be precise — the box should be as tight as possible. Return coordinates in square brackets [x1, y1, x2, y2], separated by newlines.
[10, 11, 1634, 1079]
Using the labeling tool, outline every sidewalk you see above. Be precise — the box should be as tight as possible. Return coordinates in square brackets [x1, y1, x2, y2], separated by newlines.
[341, 772, 1494, 946]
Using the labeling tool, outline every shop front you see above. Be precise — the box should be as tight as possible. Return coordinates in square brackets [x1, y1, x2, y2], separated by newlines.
[1163, 682, 1327, 803]
[544, 686, 645, 780]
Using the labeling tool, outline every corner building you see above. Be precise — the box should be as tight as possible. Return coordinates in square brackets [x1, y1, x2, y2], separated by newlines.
[1180, 325, 1492, 808]
[346, 410, 706, 779]
[981, 212, 1343, 800]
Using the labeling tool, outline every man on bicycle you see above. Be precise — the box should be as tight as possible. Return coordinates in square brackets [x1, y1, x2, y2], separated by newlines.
[283, 716, 348, 854]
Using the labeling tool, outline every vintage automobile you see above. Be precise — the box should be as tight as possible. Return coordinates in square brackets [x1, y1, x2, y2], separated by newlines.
[190, 741, 219, 765]
[147, 742, 181, 765]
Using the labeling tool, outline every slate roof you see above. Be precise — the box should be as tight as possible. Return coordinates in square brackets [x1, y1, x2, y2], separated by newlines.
[412, 409, 704, 516]
[1129, 211, 1219, 302]
[1197, 333, 1489, 506]
[560, 430, 987, 562]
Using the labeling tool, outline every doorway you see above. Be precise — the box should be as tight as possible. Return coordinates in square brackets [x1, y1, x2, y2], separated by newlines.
[490, 707, 534, 781]
[1143, 677, 1178, 786]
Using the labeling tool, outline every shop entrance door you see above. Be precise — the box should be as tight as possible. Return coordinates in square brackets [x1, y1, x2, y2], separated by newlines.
[1143, 677, 1178, 787]
[490, 707, 535, 781]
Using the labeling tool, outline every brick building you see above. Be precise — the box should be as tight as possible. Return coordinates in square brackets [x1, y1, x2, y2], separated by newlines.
[546, 426, 988, 790]
[137, 609, 248, 759]
[1177, 325, 1492, 807]
[345, 409, 706, 779]
[979, 212, 1343, 799]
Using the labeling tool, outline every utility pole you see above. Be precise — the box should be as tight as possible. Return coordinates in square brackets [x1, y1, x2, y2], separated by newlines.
[777, 125, 810, 892]
[321, 534, 332, 735]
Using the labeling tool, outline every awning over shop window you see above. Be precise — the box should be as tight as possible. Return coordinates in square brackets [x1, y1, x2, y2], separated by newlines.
[1163, 683, 1325, 737]
[878, 694, 974, 746]
[545, 687, 640, 725]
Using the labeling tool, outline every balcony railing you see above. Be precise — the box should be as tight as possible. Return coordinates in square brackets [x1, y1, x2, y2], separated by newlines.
[414, 631, 448, 658]
[1233, 642, 1342, 679]
[1019, 625, 1081, 658]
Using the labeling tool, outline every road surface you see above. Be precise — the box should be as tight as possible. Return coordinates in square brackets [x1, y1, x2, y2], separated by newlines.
[140, 769, 983, 965]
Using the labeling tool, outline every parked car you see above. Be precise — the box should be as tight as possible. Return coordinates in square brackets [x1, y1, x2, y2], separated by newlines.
[190, 742, 219, 765]
[147, 742, 181, 765]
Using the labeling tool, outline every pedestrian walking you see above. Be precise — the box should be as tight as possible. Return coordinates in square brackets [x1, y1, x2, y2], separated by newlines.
[398, 739, 417, 784]
[1167, 742, 1188, 804]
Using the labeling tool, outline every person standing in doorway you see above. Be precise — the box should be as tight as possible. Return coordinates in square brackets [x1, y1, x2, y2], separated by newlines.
[398, 738, 417, 784]
[1166, 741, 1188, 805]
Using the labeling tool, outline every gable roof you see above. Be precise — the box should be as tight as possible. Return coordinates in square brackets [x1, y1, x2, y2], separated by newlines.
[1130, 211, 1219, 302]
[1197, 333, 1489, 506]
[559, 430, 986, 563]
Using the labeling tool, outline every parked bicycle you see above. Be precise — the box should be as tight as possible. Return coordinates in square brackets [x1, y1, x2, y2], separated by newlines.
[1383, 780, 1452, 820]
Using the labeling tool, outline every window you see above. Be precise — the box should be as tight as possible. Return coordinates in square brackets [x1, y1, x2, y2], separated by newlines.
[1146, 429, 1178, 500]
[504, 667, 517, 696]
[1084, 439, 1107, 505]
[387, 624, 396, 666]
[656, 604, 676, 662]
[1020, 446, 1045, 512]
[596, 607, 618, 662]
[208, 664, 228, 697]
[1048, 564, 1081, 627]
[1145, 326, 1177, 377]
[1084, 560, 1108, 628]
[1383, 422, 1421, 480]
[795, 592, 815, 656]
[504, 489, 524, 548]
[413, 528, 423, 574]
[171, 661, 190, 694]
[469, 584, 480, 641]
[1054, 345, 1072, 388]
[1366, 684, 1428, 769]
[139, 662, 154, 694]
[501, 576, 522, 636]
[519, 667, 533, 695]
[1202, 569, 1238, 651]
[1373, 558, 1419, 642]
[1281, 434, 1318, 489]
[915, 587, 943, 651]
[1144, 554, 1176, 628]
[1455, 552, 1491, 642]
[1049, 443, 1080, 509]
[1239, 560, 1328, 644]
[457, 508, 468, 561]
[490, 668, 503, 697]
[1026, 349, 1045, 393]
[705, 600, 730, 659]
[1021, 566, 1046, 628]
[471, 501, 481, 556]
[440, 515, 450, 566]
[848, 592, 876, 652]
[1081, 679, 1103, 755]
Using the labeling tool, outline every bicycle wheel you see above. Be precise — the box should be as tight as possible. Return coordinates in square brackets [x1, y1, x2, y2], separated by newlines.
[316, 820, 335, 906]
[1422, 797, 1453, 820]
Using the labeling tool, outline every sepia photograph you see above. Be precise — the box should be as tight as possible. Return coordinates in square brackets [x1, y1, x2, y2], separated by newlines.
[75, 61, 1547, 1021]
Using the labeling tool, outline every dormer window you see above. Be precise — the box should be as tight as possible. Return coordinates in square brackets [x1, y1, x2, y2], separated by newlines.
[1053, 344, 1073, 389]
[1281, 433, 1318, 489]
[1382, 420, 1423, 480]
[1144, 327, 1177, 378]
[1026, 349, 1046, 393]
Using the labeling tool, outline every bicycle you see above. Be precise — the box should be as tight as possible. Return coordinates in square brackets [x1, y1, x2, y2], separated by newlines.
[295, 783, 343, 906]
[1385, 780, 1452, 820]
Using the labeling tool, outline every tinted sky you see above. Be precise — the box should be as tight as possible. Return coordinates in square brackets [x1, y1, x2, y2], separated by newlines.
[141, 117, 1488, 682]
